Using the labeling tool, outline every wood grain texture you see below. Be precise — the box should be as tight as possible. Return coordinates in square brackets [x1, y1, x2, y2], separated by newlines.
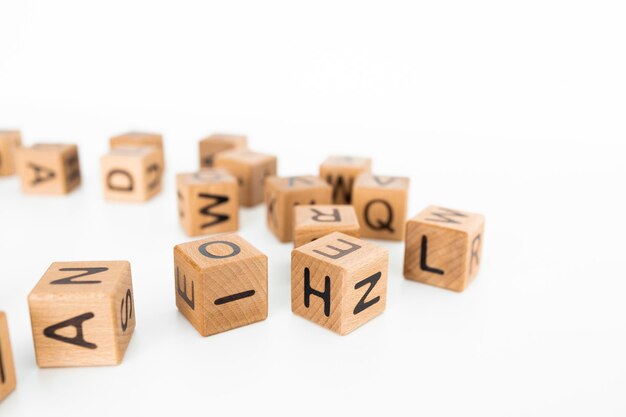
[15, 144, 81, 195]
[214, 150, 277, 207]
[198, 134, 247, 168]
[319, 156, 371, 204]
[0, 130, 22, 176]
[110, 131, 165, 168]
[0, 312, 17, 403]
[293, 205, 360, 248]
[101, 147, 163, 202]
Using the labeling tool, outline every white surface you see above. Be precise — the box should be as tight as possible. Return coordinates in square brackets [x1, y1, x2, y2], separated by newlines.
[1, 1, 625, 416]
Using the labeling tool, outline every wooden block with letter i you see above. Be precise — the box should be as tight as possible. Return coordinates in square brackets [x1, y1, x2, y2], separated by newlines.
[214, 150, 277, 207]
[293, 205, 360, 248]
[101, 147, 163, 202]
[404, 206, 485, 292]
[320, 156, 371, 204]
[27, 261, 136, 368]
[110, 131, 165, 168]
[16, 143, 81, 195]
[0, 130, 22, 176]
[199, 133, 247, 168]
[0, 312, 17, 403]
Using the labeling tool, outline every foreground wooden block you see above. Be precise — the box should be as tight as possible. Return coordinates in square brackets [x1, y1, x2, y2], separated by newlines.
[214, 150, 277, 207]
[404, 206, 485, 292]
[0, 312, 16, 403]
[353, 174, 409, 241]
[16, 144, 81, 195]
[174, 234, 268, 336]
[293, 205, 360, 248]
[0, 130, 22, 176]
[110, 131, 165, 168]
[292, 232, 388, 335]
[28, 261, 136, 368]
[177, 169, 239, 237]
[265, 176, 332, 242]
[319, 156, 371, 204]
[199, 134, 247, 168]
[101, 147, 163, 202]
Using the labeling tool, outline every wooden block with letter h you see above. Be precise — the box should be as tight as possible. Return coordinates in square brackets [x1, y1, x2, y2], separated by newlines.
[404, 206, 485, 292]
[291, 232, 388, 335]
[293, 205, 360, 247]
[0, 312, 17, 403]
[27, 261, 136, 367]
[174, 234, 268, 336]
[0, 130, 22, 176]
[215, 150, 277, 207]
[101, 147, 163, 202]
[110, 131, 165, 169]
[320, 156, 371, 204]
[16, 144, 81, 194]
[199, 134, 247, 168]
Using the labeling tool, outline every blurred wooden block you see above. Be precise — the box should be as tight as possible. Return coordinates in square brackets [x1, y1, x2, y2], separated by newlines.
[28, 261, 136, 368]
[110, 131, 164, 168]
[319, 156, 371, 204]
[404, 206, 485, 292]
[101, 147, 163, 202]
[265, 176, 332, 242]
[174, 234, 268, 336]
[0, 312, 17, 403]
[214, 150, 277, 207]
[177, 169, 239, 237]
[16, 144, 81, 195]
[291, 232, 388, 335]
[293, 205, 360, 248]
[0, 130, 22, 176]
[353, 173, 409, 241]
[199, 134, 247, 168]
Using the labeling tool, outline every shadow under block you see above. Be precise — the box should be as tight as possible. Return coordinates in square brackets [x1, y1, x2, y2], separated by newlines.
[110, 131, 165, 168]
[319, 156, 372, 204]
[199, 134, 247, 168]
[27, 261, 136, 368]
[291, 232, 388, 335]
[293, 205, 360, 248]
[101, 147, 163, 202]
[0, 312, 17, 403]
[353, 174, 409, 241]
[214, 150, 277, 207]
[177, 169, 239, 237]
[265, 176, 332, 242]
[0, 130, 22, 176]
[404, 206, 485, 292]
[15, 144, 81, 195]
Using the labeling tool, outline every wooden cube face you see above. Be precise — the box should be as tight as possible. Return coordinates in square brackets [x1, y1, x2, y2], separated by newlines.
[319, 156, 371, 204]
[293, 205, 360, 248]
[101, 147, 163, 202]
[27, 261, 136, 368]
[16, 144, 81, 195]
[353, 174, 410, 241]
[199, 134, 247, 168]
[110, 131, 165, 168]
[177, 169, 239, 237]
[0, 130, 22, 176]
[265, 176, 333, 243]
[214, 150, 277, 207]
[404, 206, 485, 292]
[174, 234, 268, 336]
[0, 312, 17, 403]
[291, 232, 388, 335]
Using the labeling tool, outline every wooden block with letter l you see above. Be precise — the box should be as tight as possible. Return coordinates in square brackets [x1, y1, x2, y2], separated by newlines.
[265, 176, 332, 243]
[319, 156, 371, 204]
[101, 147, 163, 202]
[110, 131, 165, 169]
[0, 130, 22, 176]
[27, 261, 136, 368]
[404, 206, 485, 292]
[353, 173, 409, 241]
[15, 143, 81, 195]
[291, 232, 388, 335]
[199, 133, 247, 168]
[293, 205, 360, 248]
[0, 312, 17, 403]
[174, 234, 268, 337]
[214, 150, 277, 207]
[177, 169, 239, 237]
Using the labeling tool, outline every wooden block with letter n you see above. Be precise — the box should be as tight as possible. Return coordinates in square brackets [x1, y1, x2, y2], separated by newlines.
[110, 131, 165, 169]
[199, 133, 247, 168]
[174, 234, 268, 336]
[0, 312, 17, 403]
[291, 232, 388, 335]
[293, 205, 360, 248]
[319, 156, 371, 204]
[404, 206, 485, 292]
[0, 130, 22, 176]
[265, 176, 332, 242]
[27, 261, 136, 368]
[101, 147, 163, 202]
[214, 150, 277, 207]
[15, 144, 81, 195]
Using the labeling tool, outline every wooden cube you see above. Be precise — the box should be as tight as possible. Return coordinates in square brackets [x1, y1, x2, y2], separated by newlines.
[291, 232, 388, 335]
[265, 176, 332, 242]
[293, 205, 360, 248]
[353, 173, 410, 241]
[27, 261, 136, 368]
[0, 312, 17, 403]
[0, 130, 22, 176]
[214, 150, 277, 207]
[404, 206, 485, 292]
[174, 234, 268, 337]
[199, 134, 247, 168]
[320, 156, 371, 204]
[101, 147, 163, 202]
[16, 144, 81, 195]
[177, 169, 239, 237]
[110, 131, 165, 168]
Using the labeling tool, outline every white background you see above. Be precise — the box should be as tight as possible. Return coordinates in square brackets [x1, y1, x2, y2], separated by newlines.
[1, 1, 625, 416]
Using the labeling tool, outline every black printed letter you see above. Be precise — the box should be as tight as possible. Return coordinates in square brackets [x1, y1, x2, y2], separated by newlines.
[50, 267, 108, 285]
[198, 241, 241, 259]
[43, 313, 97, 349]
[353, 272, 382, 315]
[310, 208, 341, 223]
[304, 267, 331, 317]
[313, 238, 361, 260]
[176, 267, 195, 310]
[420, 235, 444, 275]
[198, 193, 230, 229]
[364, 199, 394, 233]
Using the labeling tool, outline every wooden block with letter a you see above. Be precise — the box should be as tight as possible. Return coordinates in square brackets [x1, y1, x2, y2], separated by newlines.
[110, 131, 165, 168]
[404, 206, 485, 292]
[0, 312, 17, 403]
[174, 234, 268, 336]
[27, 261, 136, 368]
[16, 143, 81, 195]
[0, 130, 22, 176]
[214, 150, 277, 207]
[319, 156, 371, 204]
[293, 205, 360, 248]
[101, 147, 163, 202]
[199, 133, 247, 168]
[291, 232, 388, 335]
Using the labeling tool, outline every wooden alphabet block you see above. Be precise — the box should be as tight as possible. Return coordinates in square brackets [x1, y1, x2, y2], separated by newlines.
[404, 206, 485, 292]
[101, 147, 163, 202]
[291, 232, 388, 335]
[16, 144, 81, 195]
[214, 150, 277, 207]
[319, 156, 371, 204]
[353, 173, 409, 241]
[177, 169, 239, 237]
[27, 261, 136, 368]
[0, 312, 17, 403]
[174, 234, 268, 336]
[293, 205, 360, 248]
[199, 134, 247, 168]
[0, 130, 22, 176]
[110, 131, 165, 168]
[265, 176, 332, 242]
